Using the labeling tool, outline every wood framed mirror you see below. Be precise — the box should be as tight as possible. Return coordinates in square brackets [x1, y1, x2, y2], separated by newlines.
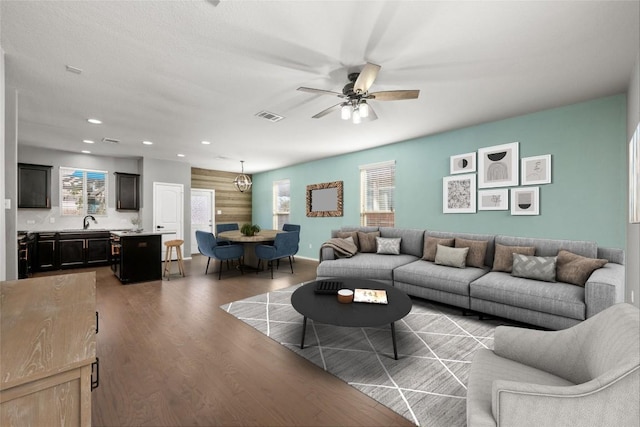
[306, 181, 343, 217]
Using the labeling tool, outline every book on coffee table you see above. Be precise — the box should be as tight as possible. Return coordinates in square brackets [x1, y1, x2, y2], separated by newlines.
[353, 289, 388, 304]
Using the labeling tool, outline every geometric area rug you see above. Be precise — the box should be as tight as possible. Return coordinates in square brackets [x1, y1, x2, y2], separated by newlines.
[221, 283, 514, 427]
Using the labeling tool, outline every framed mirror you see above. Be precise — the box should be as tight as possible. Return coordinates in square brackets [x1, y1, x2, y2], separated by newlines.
[306, 181, 343, 217]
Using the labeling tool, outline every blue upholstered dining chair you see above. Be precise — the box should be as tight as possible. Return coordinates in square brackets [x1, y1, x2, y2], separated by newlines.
[195, 230, 244, 280]
[282, 224, 301, 262]
[255, 231, 299, 279]
[216, 223, 239, 234]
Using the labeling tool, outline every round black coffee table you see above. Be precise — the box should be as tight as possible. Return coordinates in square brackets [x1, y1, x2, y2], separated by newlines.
[291, 278, 412, 360]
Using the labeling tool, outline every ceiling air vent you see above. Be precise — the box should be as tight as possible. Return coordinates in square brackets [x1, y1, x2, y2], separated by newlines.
[255, 110, 284, 123]
[101, 137, 120, 144]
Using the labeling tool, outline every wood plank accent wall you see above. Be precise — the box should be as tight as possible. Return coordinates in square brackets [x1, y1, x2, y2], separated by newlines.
[191, 167, 253, 227]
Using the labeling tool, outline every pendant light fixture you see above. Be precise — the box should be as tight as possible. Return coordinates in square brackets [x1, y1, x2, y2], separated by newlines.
[233, 160, 252, 193]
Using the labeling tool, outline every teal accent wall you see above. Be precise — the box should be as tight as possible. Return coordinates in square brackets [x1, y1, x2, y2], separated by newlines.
[253, 95, 627, 260]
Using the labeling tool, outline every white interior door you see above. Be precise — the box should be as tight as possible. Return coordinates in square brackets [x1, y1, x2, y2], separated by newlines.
[153, 182, 184, 260]
[190, 189, 215, 254]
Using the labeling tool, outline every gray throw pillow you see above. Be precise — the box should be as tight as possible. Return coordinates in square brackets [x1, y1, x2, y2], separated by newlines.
[376, 237, 401, 255]
[511, 254, 557, 282]
[435, 244, 469, 268]
[422, 237, 454, 261]
[492, 243, 536, 272]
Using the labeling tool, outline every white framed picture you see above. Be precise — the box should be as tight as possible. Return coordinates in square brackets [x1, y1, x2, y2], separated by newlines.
[511, 187, 540, 216]
[478, 142, 519, 188]
[478, 189, 509, 211]
[522, 154, 551, 185]
[443, 174, 476, 214]
[450, 152, 476, 175]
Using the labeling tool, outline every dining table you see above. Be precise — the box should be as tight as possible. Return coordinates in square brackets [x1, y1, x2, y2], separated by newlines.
[217, 229, 282, 270]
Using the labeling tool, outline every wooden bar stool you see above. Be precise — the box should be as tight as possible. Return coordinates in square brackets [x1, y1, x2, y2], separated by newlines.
[163, 239, 185, 280]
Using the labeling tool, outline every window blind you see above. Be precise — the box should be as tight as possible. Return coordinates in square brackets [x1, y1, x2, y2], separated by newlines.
[360, 160, 395, 227]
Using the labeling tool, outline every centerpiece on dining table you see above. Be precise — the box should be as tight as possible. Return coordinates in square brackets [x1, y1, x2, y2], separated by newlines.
[240, 223, 261, 237]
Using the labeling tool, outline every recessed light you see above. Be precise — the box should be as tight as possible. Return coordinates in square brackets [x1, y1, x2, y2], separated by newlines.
[142, 140, 153, 145]
[83, 139, 94, 144]
[177, 154, 185, 158]
[81, 150, 91, 154]
[87, 118, 102, 124]
[201, 141, 211, 145]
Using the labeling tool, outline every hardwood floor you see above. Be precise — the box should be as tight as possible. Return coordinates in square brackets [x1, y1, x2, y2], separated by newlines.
[40, 256, 413, 426]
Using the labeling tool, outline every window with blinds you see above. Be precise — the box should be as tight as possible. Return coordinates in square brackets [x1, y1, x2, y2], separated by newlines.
[360, 160, 395, 227]
[273, 179, 291, 229]
[60, 167, 107, 216]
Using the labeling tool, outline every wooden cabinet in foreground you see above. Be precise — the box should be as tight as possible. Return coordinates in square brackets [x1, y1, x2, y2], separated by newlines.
[0, 272, 97, 427]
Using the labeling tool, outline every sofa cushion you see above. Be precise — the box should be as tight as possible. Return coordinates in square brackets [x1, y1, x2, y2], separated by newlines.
[423, 237, 454, 261]
[394, 259, 488, 297]
[495, 235, 598, 259]
[357, 231, 380, 253]
[492, 243, 536, 272]
[435, 245, 469, 268]
[428, 231, 496, 267]
[471, 272, 586, 320]
[336, 231, 359, 250]
[316, 253, 418, 281]
[556, 250, 608, 286]
[456, 238, 489, 268]
[379, 227, 425, 258]
[511, 254, 557, 282]
[376, 237, 401, 255]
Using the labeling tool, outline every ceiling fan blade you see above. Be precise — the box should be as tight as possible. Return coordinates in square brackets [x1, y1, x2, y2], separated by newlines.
[354, 63, 381, 94]
[298, 87, 344, 97]
[312, 103, 343, 119]
[369, 90, 420, 101]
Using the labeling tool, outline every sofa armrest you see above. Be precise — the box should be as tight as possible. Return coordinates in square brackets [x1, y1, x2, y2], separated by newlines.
[491, 366, 639, 427]
[319, 246, 336, 262]
[585, 263, 625, 318]
[494, 326, 582, 380]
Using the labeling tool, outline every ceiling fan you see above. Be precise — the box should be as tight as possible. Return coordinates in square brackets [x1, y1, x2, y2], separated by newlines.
[297, 62, 419, 124]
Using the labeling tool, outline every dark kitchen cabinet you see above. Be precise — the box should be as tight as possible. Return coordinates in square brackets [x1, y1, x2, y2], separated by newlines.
[115, 172, 140, 211]
[112, 233, 161, 284]
[18, 163, 52, 209]
[58, 232, 111, 269]
[35, 233, 57, 271]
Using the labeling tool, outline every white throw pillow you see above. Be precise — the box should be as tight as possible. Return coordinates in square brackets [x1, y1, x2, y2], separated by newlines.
[376, 237, 401, 255]
[434, 244, 469, 268]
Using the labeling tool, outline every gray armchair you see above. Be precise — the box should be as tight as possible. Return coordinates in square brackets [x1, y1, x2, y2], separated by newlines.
[467, 302, 640, 427]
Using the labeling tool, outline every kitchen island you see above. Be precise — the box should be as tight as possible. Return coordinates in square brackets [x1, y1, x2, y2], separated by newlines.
[110, 231, 164, 284]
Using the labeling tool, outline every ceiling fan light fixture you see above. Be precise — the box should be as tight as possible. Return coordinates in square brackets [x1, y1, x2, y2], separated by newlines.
[352, 108, 361, 124]
[359, 101, 370, 118]
[341, 104, 352, 120]
[233, 160, 252, 193]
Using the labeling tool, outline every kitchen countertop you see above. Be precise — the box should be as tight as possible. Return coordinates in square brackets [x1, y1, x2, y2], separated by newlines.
[110, 230, 174, 237]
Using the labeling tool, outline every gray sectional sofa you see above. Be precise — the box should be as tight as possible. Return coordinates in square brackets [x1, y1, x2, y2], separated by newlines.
[317, 226, 625, 330]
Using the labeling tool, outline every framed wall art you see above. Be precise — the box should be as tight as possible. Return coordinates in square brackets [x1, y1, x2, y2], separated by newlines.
[522, 154, 551, 185]
[511, 187, 539, 216]
[478, 189, 509, 211]
[306, 181, 343, 217]
[443, 174, 476, 214]
[478, 142, 519, 188]
[450, 152, 476, 175]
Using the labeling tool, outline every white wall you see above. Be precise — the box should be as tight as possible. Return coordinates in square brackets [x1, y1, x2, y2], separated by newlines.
[0, 48, 5, 281]
[627, 52, 640, 308]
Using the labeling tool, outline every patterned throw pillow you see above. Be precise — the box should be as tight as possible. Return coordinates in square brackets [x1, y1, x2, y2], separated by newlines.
[357, 231, 381, 253]
[376, 237, 401, 255]
[455, 238, 488, 268]
[511, 254, 557, 282]
[492, 243, 536, 272]
[556, 250, 608, 286]
[434, 244, 469, 268]
[422, 237, 455, 261]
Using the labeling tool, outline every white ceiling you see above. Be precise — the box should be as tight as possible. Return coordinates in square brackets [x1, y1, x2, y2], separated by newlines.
[2, 1, 639, 174]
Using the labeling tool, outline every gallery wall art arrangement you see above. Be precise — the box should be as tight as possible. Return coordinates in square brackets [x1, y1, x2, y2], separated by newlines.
[444, 141, 551, 216]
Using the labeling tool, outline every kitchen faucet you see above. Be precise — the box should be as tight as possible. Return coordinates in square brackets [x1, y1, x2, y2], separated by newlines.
[83, 215, 97, 230]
